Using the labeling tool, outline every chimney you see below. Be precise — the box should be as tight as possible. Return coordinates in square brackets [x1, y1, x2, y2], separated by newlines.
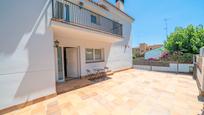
[116, 0, 124, 11]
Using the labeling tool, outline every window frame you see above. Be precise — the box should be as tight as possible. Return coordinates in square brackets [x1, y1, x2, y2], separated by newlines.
[65, 4, 70, 22]
[91, 14, 100, 25]
[85, 48, 104, 63]
[55, 1, 64, 19]
[91, 15, 97, 24]
[85, 48, 94, 62]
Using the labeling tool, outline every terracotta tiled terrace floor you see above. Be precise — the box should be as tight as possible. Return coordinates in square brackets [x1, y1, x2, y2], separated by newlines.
[5, 69, 203, 115]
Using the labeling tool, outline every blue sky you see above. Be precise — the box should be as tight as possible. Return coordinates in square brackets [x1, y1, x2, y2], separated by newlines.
[108, 0, 204, 47]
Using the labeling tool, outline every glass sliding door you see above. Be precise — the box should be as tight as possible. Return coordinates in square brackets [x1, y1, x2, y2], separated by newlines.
[57, 47, 64, 82]
[55, 1, 64, 19]
[65, 4, 70, 22]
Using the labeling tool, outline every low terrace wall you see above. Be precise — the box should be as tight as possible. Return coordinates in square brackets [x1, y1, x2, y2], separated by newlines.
[195, 55, 204, 95]
[134, 63, 194, 73]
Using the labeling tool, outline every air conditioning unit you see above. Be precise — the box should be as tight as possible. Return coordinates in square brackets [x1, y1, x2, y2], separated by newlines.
[200, 47, 204, 56]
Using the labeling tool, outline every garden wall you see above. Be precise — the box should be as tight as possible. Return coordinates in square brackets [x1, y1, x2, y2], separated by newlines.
[134, 63, 194, 73]
[195, 54, 204, 95]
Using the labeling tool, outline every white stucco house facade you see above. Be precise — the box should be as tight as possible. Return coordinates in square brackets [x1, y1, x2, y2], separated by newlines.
[0, 0, 134, 110]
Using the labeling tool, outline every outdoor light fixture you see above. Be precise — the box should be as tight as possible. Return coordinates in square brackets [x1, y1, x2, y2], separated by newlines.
[54, 40, 60, 47]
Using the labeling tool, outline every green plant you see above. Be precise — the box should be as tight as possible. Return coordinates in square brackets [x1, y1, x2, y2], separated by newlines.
[165, 53, 193, 63]
[164, 24, 204, 54]
[178, 53, 193, 63]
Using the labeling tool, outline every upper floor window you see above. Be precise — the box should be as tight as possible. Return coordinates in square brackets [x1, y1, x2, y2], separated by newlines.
[91, 15, 100, 25]
[55, 1, 64, 19]
[91, 15, 97, 24]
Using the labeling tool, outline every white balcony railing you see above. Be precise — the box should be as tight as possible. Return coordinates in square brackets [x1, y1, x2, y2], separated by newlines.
[52, 0, 123, 37]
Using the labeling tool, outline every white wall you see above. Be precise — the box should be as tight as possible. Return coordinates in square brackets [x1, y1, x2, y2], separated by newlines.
[104, 17, 132, 71]
[134, 63, 194, 73]
[196, 56, 204, 91]
[197, 69, 204, 90]
[0, 0, 56, 109]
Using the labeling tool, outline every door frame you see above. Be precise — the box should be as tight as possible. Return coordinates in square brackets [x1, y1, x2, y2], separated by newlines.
[56, 46, 65, 82]
[64, 4, 70, 22]
[63, 46, 81, 80]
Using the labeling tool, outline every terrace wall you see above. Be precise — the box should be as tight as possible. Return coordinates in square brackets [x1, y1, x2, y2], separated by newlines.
[195, 55, 204, 95]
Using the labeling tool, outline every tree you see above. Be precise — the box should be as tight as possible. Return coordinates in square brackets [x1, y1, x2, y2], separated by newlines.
[164, 24, 204, 54]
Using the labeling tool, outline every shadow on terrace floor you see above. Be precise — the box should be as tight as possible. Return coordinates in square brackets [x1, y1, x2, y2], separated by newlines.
[56, 75, 111, 94]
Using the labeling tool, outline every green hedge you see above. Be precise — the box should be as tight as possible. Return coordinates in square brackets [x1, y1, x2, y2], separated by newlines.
[167, 53, 193, 63]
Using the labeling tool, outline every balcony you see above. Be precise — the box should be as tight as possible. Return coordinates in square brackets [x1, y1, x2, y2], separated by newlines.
[51, 0, 123, 42]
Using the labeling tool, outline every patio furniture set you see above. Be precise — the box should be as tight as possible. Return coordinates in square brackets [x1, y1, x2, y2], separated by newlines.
[86, 67, 109, 81]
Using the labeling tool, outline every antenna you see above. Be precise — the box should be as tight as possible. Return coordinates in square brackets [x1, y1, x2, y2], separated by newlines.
[164, 18, 168, 38]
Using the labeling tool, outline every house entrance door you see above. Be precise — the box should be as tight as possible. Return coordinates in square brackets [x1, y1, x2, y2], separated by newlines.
[64, 47, 80, 80]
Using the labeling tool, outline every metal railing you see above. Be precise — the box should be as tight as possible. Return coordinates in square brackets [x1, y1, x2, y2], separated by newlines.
[52, 0, 123, 37]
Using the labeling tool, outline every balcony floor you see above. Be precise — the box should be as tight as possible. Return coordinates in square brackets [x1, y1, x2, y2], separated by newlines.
[5, 69, 203, 115]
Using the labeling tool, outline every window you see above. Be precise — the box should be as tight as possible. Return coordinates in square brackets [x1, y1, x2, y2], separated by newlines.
[86, 48, 104, 63]
[65, 4, 70, 22]
[91, 15, 97, 24]
[85, 49, 94, 61]
[113, 22, 122, 35]
[55, 1, 64, 19]
[91, 15, 100, 25]
[95, 49, 102, 61]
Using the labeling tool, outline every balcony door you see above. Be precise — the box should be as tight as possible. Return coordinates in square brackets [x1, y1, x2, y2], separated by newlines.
[55, 1, 63, 19]
[65, 4, 70, 22]
[55, 1, 70, 22]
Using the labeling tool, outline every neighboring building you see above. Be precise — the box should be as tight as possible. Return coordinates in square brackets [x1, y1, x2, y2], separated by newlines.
[0, 0, 134, 110]
[144, 47, 165, 60]
[133, 43, 163, 56]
